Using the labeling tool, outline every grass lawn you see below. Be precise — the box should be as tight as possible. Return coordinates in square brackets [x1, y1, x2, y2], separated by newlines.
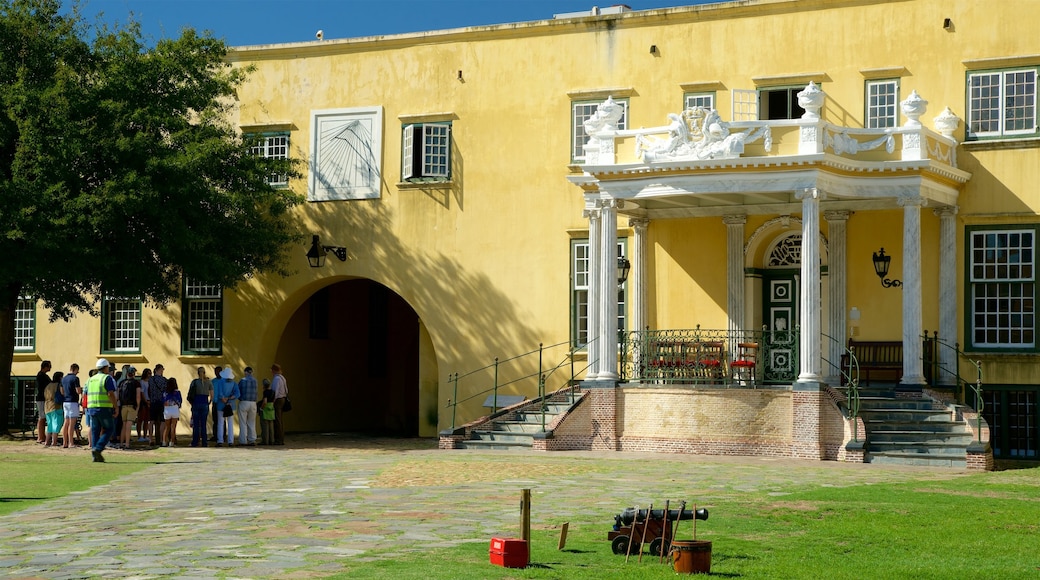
[0, 441, 154, 517]
[333, 468, 1040, 579]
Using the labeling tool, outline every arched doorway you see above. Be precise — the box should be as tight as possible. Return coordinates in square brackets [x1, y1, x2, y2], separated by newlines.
[274, 279, 428, 436]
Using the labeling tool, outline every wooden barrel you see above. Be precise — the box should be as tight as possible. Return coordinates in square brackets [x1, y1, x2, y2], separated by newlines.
[671, 540, 711, 574]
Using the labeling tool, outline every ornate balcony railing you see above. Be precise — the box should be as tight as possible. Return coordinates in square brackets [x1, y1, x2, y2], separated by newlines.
[621, 326, 799, 386]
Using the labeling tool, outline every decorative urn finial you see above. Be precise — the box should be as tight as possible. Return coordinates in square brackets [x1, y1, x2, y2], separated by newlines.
[933, 107, 960, 139]
[901, 90, 929, 127]
[797, 82, 825, 120]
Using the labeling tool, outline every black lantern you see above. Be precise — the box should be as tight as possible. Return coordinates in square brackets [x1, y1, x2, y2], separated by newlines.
[617, 256, 631, 287]
[872, 247, 902, 288]
[307, 235, 348, 268]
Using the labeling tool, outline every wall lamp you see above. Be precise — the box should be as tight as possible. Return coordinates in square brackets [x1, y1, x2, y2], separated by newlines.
[618, 256, 631, 287]
[872, 247, 902, 288]
[307, 234, 347, 268]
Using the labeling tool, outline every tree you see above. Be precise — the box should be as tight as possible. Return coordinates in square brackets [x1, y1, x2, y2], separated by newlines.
[0, 0, 300, 433]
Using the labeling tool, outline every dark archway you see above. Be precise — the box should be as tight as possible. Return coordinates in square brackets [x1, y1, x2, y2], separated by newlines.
[276, 279, 420, 436]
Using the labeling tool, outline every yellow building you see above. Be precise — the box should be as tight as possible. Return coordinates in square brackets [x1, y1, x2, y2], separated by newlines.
[11, 0, 1040, 468]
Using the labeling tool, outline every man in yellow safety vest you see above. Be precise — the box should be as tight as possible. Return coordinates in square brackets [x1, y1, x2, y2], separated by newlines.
[85, 359, 118, 462]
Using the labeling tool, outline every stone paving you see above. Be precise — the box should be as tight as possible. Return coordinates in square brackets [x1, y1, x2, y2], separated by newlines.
[0, 434, 970, 579]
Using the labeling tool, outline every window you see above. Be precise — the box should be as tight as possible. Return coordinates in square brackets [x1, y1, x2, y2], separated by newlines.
[684, 93, 715, 111]
[14, 297, 35, 352]
[866, 79, 899, 128]
[102, 297, 142, 353]
[759, 87, 806, 120]
[572, 99, 628, 162]
[571, 239, 627, 348]
[968, 227, 1036, 350]
[981, 386, 1039, 460]
[182, 279, 222, 354]
[967, 68, 1037, 138]
[402, 122, 451, 181]
[248, 133, 289, 186]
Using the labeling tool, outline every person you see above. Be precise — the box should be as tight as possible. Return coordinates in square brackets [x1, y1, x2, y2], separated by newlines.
[210, 365, 223, 441]
[259, 378, 275, 446]
[213, 368, 239, 447]
[161, 378, 182, 447]
[118, 366, 142, 450]
[271, 363, 288, 446]
[35, 360, 52, 444]
[237, 367, 259, 446]
[60, 364, 82, 448]
[149, 364, 168, 445]
[187, 367, 213, 447]
[43, 371, 64, 447]
[136, 368, 152, 443]
[86, 359, 118, 462]
[112, 365, 127, 443]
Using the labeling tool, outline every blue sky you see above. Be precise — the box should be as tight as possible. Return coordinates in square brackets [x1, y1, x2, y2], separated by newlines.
[79, 0, 716, 47]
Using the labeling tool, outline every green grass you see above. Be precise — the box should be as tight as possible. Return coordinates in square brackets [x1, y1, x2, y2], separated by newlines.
[326, 470, 1040, 579]
[0, 443, 154, 517]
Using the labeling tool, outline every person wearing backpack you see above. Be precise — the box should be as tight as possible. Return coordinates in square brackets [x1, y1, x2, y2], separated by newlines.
[117, 367, 142, 450]
[43, 372, 64, 447]
[60, 364, 82, 448]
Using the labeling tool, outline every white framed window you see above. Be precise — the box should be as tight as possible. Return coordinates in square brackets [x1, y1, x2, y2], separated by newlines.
[182, 279, 223, 355]
[402, 122, 451, 181]
[866, 79, 899, 128]
[968, 68, 1037, 138]
[248, 133, 289, 186]
[968, 227, 1036, 350]
[102, 297, 142, 353]
[684, 93, 715, 111]
[572, 99, 628, 162]
[14, 296, 35, 352]
[759, 86, 806, 120]
[571, 239, 627, 348]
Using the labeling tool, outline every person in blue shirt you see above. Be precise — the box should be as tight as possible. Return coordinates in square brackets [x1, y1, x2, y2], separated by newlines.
[237, 366, 259, 446]
[214, 368, 239, 447]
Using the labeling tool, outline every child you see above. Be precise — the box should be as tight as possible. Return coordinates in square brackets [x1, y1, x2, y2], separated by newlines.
[259, 378, 275, 445]
[162, 378, 182, 447]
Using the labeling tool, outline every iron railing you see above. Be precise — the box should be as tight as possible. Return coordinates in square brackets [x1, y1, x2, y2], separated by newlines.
[444, 338, 593, 431]
[621, 326, 799, 386]
[822, 332, 860, 439]
[923, 334, 984, 442]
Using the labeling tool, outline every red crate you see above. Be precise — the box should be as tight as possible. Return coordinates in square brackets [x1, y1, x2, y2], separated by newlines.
[489, 537, 528, 568]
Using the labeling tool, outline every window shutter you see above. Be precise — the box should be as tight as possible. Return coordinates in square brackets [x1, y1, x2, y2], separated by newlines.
[731, 89, 759, 121]
[402, 124, 416, 180]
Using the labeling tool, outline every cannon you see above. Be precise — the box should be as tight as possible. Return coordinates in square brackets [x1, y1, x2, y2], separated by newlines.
[607, 505, 709, 556]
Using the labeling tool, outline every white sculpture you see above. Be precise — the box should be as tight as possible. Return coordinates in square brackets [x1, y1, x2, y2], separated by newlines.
[635, 107, 756, 162]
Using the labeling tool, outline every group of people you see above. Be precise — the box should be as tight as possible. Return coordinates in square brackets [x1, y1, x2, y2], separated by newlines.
[33, 359, 290, 463]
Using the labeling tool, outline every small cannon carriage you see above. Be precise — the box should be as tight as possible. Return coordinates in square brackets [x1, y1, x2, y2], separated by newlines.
[607, 505, 709, 557]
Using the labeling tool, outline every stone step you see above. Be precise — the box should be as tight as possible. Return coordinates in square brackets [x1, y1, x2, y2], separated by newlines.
[867, 430, 974, 446]
[867, 440, 969, 455]
[492, 421, 548, 433]
[859, 408, 952, 422]
[867, 451, 967, 468]
[865, 420, 963, 432]
[469, 430, 535, 444]
[858, 397, 940, 411]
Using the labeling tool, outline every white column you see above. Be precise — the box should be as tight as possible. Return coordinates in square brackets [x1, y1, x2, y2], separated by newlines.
[935, 206, 958, 386]
[598, 200, 620, 381]
[585, 207, 601, 379]
[797, 188, 823, 383]
[900, 196, 927, 385]
[824, 211, 849, 385]
[629, 218, 649, 336]
[724, 215, 747, 347]
[630, 218, 649, 380]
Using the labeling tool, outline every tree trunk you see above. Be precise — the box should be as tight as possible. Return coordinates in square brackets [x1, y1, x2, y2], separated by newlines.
[0, 283, 22, 435]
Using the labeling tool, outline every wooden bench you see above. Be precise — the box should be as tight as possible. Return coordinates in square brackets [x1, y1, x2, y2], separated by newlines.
[844, 339, 902, 386]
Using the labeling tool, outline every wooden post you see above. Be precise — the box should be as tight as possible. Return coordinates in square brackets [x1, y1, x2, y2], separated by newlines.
[521, 489, 531, 565]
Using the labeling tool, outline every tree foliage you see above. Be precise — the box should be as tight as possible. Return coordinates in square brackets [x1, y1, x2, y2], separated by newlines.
[0, 0, 301, 431]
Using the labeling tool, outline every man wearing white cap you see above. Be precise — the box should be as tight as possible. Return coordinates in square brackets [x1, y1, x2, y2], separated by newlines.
[213, 367, 239, 447]
[85, 359, 118, 462]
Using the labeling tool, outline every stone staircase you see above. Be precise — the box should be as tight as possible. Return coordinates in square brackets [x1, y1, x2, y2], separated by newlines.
[857, 386, 974, 468]
[456, 395, 579, 450]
